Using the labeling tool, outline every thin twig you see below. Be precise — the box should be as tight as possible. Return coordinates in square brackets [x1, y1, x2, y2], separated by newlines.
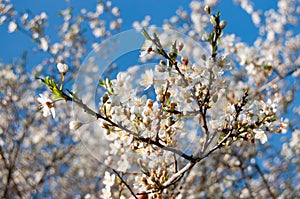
[253, 163, 276, 199]
[112, 169, 138, 199]
[256, 66, 300, 93]
[162, 161, 195, 189]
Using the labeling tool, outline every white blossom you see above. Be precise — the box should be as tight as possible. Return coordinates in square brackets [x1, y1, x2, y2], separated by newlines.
[0, 16, 7, 25]
[37, 94, 55, 118]
[96, 4, 104, 14]
[40, 12, 47, 20]
[254, 129, 267, 144]
[57, 62, 68, 74]
[8, 21, 17, 33]
[140, 69, 154, 90]
[117, 154, 130, 172]
[40, 37, 48, 51]
[103, 171, 115, 187]
[111, 7, 120, 17]
[100, 186, 112, 199]
[139, 40, 153, 57]
[6, 1, 300, 197]
[279, 118, 288, 134]
[93, 27, 105, 37]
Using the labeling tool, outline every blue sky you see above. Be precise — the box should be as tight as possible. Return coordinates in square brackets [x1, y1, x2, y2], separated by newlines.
[0, 0, 277, 66]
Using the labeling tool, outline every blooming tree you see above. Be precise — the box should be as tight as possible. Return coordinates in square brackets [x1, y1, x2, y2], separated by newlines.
[1, 0, 300, 198]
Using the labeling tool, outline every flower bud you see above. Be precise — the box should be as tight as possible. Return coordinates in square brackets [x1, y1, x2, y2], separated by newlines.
[57, 62, 68, 75]
[220, 20, 227, 29]
[181, 56, 189, 66]
[146, 99, 153, 108]
[165, 92, 171, 100]
[170, 102, 177, 109]
[210, 15, 217, 26]
[111, 7, 120, 17]
[159, 60, 166, 66]
[177, 42, 184, 51]
[241, 119, 248, 126]
[69, 121, 83, 130]
[204, 5, 211, 15]
[147, 46, 153, 54]
[8, 21, 17, 33]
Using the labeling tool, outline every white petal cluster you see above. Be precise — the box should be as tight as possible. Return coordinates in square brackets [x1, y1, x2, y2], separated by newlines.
[100, 171, 115, 199]
[8, 21, 17, 33]
[254, 129, 267, 144]
[57, 62, 68, 74]
[37, 94, 55, 118]
[40, 37, 48, 51]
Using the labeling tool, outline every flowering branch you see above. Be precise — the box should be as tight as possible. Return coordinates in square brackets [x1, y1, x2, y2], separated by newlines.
[34, 3, 293, 197]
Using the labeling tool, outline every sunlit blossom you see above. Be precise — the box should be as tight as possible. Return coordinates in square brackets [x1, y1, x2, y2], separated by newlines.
[100, 186, 112, 199]
[217, 54, 233, 70]
[93, 27, 105, 38]
[103, 171, 115, 187]
[37, 94, 55, 118]
[140, 69, 154, 90]
[40, 37, 48, 51]
[254, 129, 267, 144]
[111, 7, 120, 16]
[279, 118, 288, 134]
[57, 62, 68, 74]
[139, 40, 153, 57]
[8, 21, 17, 33]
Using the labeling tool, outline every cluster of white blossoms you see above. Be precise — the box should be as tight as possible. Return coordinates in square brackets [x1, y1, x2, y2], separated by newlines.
[99, 171, 116, 199]
[93, 25, 288, 196]
[36, 63, 70, 119]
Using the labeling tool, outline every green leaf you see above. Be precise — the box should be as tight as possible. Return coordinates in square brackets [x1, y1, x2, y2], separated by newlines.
[264, 65, 273, 70]
[171, 40, 177, 53]
[52, 86, 64, 99]
[157, 48, 164, 56]
[141, 28, 151, 40]
[44, 76, 56, 87]
[213, 45, 218, 53]
[98, 79, 105, 86]
[102, 93, 109, 104]
[139, 161, 150, 176]
[153, 33, 159, 42]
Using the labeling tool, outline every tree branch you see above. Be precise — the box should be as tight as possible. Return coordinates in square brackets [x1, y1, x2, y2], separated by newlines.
[253, 163, 276, 199]
[112, 169, 138, 199]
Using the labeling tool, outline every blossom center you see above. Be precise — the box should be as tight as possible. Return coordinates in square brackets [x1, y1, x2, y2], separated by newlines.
[45, 101, 53, 108]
